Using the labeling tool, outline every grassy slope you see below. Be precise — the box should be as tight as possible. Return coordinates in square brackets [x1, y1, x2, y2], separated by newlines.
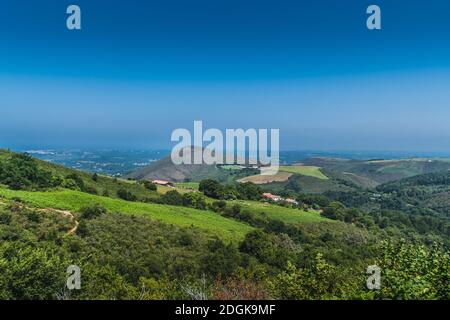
[279, 165, 329, 180]
[154, 182, 331, 223]
[237, 200, 329, 224]
[0, 187, 253, 242]
[303, 157, 450, 184]
[174, 182, 200, 190]
[0, 149, 159, 201]
[237, 172, 293, 184]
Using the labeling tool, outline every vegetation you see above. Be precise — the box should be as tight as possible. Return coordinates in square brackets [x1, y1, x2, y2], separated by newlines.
[0, 188, 253, 242]
[279, 165, 329, 180]
[0, 150, 448, 300]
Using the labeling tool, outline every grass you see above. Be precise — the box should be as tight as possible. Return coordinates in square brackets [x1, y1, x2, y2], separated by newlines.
[175, 182, 200, 190]
[0, 187, 254, 242]
[156, 185, 194, 194]
[237, 172, 292, 184]
[279, 165, 329, 180]
[236, 200, 330, 224]
[0, 149, 159, 201]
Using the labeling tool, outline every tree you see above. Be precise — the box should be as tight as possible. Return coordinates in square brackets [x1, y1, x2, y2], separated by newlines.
[0, 242, 69, 299]
[236, 182, 261, 200]
[267, 254, 358, 300]
[0, 153, 54, 190]
[141, 180, 157, 191]
[117, 188, 137, 201]
[202, 239, 240, 277]
[79, 204, 107, 219]
[182, 192, 207, 210]
[374, 241, 450, 300]
[161, 190, 183, 206]
[199, 179, 224, 199]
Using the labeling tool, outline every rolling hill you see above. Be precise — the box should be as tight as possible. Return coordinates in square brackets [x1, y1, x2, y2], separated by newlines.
[126, 154, 222, 182]
[302, 157, 450, 185]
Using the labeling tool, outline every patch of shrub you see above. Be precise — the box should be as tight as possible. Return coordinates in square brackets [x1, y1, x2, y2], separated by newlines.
[117, 188, 137, 201]
[79, 204, 107, 219]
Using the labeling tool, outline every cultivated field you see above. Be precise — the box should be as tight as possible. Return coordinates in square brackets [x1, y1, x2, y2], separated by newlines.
[237, 172, 293, 184]
[279, 165, 329, 180]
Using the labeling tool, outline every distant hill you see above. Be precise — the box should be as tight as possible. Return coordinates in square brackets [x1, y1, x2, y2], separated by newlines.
[302, 157, 450, 185]
[126, 154, 222, 182]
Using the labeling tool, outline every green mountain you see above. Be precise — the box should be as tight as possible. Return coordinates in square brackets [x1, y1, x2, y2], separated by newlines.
[302, 157, 450, 185]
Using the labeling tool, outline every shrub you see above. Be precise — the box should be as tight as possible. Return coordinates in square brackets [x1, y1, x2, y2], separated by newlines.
[0, 211, 12, 224]
[80, 204, 107, 219]
[210, 200, 227, 212]
[117, 189, 137, 201]
[199, 179, 224, 199]
[141, 180, 157, 191]
[84, 185, 98, 195]
[161, 190, 183, 206]
[0, 153, 54, 190]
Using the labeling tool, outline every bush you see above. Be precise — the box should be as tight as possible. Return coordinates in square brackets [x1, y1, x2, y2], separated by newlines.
[0, 211, 12, 224]
[141, 180, 157, 191]
[161, 190, 183, 206]
[182, 192, 207, 210]
[0, 153, 54, 190]
[210, 200, 227, 212]
[199, 179, 224, 199]
[79, 204, 107, 219]
[117, 189, 137, 201]
[236, 183, 261, 200]
[84, 185, 98, 195]
[65, 174, 86, 191]
[202, 239, 240, 277]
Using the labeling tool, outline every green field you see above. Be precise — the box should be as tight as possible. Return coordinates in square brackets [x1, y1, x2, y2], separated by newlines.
[237, 200, 329, 224]
[237, 171, 292, 184]
[279, 165, 329, 180]
[0, 187, 253, 242]
[174, 182, 200, 190]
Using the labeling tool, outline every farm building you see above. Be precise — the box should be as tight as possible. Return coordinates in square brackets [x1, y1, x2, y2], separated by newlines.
[151, 179, 175, 187]
[262, 192, 282, 202]
[285, 198, 299, 205]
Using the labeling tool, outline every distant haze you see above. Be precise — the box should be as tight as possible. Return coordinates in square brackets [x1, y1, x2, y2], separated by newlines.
[1, 1, 450, 151]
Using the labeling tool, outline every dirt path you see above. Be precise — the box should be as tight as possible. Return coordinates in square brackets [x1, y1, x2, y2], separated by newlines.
[0, 200, 78, 236]
[40, 208, 79, 236]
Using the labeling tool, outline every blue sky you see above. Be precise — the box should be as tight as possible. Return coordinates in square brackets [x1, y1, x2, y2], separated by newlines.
[1, 0, 450, 151]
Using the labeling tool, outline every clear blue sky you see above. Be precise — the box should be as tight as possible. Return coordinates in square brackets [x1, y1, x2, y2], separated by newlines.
[1, 0, 450, 151]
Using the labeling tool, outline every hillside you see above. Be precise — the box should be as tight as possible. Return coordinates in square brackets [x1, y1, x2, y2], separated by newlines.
[0, 188, 254, 242]
[0, 149, 448, 300]
[0, 149, 159, 201]
[376, 170, 450, 218]
[302, 157, 450, 185]
[126, 154, 221, 182]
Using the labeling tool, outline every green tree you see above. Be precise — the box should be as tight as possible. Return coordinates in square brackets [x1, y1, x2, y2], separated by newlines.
[199, 179, 224, 199]
[374, 241, 450, 300]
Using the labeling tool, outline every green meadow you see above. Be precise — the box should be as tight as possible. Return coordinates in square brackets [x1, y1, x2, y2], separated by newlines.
[174, 182, 200, 190]
[237, 200, 329, 224]
[279, 165, 329, 180]
[0, 187, 253, 242]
